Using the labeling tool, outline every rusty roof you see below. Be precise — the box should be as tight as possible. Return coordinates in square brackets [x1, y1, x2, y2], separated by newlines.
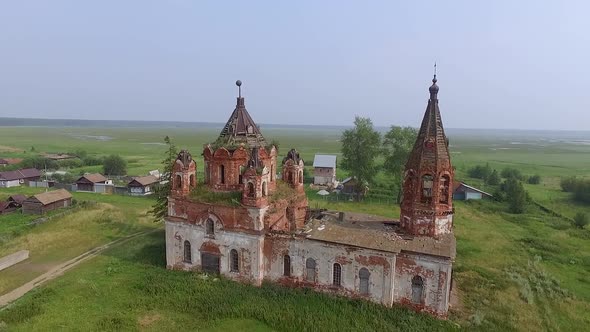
[0, 168, 41, 181]
[8, 194, 27, 204]
[129, 175, 159, 186]
[29, 189, 72, 206]
[304, 211, 455, 259]
[78, 173, 107, 183]
[216, 95, 267, 148]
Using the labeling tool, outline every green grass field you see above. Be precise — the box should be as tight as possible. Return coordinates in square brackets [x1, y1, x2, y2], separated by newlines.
[0, 125, 589, 331]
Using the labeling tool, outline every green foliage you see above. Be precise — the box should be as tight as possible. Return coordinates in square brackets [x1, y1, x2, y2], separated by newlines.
[487, 169, 501, 185]
[20, 156, 57, 170]
[381, 126, 418, 202]
[102, 154, 127, 176]
[340, 117, 381, 195]
[527, 174, 541, 185]
[468, 163, 492, 181]
[190, 186, 242, 206]
[502, 178, 528, 214]
[82, 156, 104, 166]
[51, 172, 76, 184]
[574, 213, 589, 229]
[149, 136, 177, 221]
[501, 167, 525, 180]
[560, 177, 590, 203]
[57, 158, 83, 169]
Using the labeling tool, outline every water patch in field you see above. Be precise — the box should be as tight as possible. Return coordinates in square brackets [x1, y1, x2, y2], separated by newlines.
[68, 134, 113, 141]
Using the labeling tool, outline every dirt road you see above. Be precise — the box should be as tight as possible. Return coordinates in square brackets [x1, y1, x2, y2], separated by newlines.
[0, 230, 156, 308]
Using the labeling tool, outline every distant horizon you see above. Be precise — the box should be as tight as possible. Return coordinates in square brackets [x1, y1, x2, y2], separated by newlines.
[1, 116, 590, 134]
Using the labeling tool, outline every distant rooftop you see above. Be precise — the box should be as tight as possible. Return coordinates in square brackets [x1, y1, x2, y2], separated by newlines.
[313, 154, 337, 168]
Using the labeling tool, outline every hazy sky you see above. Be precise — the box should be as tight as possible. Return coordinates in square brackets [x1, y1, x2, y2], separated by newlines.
[1, 1, 589, 130]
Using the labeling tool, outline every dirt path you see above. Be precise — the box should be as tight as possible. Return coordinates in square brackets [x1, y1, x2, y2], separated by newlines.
[0, 229, 157, 308]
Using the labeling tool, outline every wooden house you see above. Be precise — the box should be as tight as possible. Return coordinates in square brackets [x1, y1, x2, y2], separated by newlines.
[22, 189, 72, 215]
[75, 174, 108, 192]
[313, 154, 337, 185]
[340, 177, 368, 197]
[0, 168, 42, 188]
[128, 175, 159, 196]
[452, 181, 493, 200]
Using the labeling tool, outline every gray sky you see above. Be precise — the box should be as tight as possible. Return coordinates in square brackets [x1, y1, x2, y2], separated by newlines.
[1, 1, 588, 130]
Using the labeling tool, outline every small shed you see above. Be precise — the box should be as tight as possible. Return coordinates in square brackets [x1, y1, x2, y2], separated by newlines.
[453, 181, 493, 201]
[340, 177, 368, 197]
[313, 154, 337, 185]
[75, 173, 108, 192]
[128, 175, 159, 196]
[0, 168, 42, 188]
[22, 189, 73, 215]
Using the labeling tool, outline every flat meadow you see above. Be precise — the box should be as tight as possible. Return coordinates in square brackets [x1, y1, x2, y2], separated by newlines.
[0, 123, 589, 331]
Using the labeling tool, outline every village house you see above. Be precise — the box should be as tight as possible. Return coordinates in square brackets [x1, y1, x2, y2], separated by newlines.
[312, 154, 337, 186]
[0, 168, 42, 188]
[128, 175, 159, 196]
[340, 176, 369, 197]
[75, 173, 109, 192]
[165, 77, 456, 318]
[453, 181, 493, 201]
[0, 158, 23, 168]
[22, 189, 72, 215]
[0, 195, 27, 215]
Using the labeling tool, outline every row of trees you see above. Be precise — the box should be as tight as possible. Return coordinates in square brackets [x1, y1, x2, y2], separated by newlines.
[468, 164, 541, 185]
[561, 177, 590, 203]
[7, 153, 127, 176]
[340, 117, 418, 201]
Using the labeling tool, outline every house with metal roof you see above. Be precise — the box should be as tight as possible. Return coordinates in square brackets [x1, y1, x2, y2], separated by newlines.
[452, 181, 493, 200]
[128, 175, 159, 196]
[0, 168, 42, 188]
[312, 154, 337, 186]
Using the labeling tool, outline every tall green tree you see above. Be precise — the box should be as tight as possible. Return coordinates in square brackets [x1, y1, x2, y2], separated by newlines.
[103, 154, 127, 176]
[503, 178, 528, 214]
[382, 126, 418, 202]
[340, 117, 381, 199]
[150, 136, 178, 221]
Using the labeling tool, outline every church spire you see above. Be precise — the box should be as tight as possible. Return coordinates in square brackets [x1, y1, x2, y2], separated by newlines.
[399, 74, 454, 238]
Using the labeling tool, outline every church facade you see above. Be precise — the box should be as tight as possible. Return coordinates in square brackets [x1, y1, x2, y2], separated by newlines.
[165, 77, 456, 317]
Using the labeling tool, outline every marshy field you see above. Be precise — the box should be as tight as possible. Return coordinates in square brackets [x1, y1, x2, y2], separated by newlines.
[0, 123, 589, 331]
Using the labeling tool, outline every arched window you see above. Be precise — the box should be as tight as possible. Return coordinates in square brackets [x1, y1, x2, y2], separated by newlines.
[359, 268, 370, 295]
[299, 170, 303, 184]
[306, 258, 316, 282]
[219, 165, 225, 184]
[189, 174, 195, 188]
[412, 276, 424, 304]
[248, 182, 255, 197]
[421, 174, 433, 203]
[183, 240, 192, 263]
[206, 218, 215, 235]
[230, 249, 239, 272]
[271, 165, 274, 181]
[176, 175, 182, 189]
[439, 175, 450, 204]
[262, 182, 267, 197]
[333, 263, 342, 286]
[288, 171, 293, 183]
[283, 255, 291, 277]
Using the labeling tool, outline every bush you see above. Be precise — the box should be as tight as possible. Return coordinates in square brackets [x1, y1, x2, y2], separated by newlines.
[502, 178, 528, 214]
[527, 175, 541, 185]
[103, 155, 127, 176]
[501, 167, 524, 180]
[487, 169, 501, 185]
[468, 164, 492, 180]
[574, 213, 589, 229]
[560, 177, 590, 203]
[82, 156, 104, 166]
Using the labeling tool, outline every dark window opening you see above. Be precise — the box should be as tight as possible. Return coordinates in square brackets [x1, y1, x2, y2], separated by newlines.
[176, 175, 182, 189]
[306, 258, 316, 282]
[439, 175, 450, 204]
[299, 170, 303, 184]
[220, 165, 225, 184]
[412, 276, 424, 304]
[183, 240, 192, 263]
[189, 174, 195, 188]
[333, 263, 342, 286]
[206, 218, 215, 235]
[288, 171, 293, 183]
[283, 255, 291, 277]
[230, 249, 239, 272]
[262, 182, 267, 197]
[201, 253, 220, 274]
[359, 268, 370, 295]
[248, 182, 255, 197]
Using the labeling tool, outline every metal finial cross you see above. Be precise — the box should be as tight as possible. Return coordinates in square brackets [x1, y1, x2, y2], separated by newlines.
[434, 62, 437, 77]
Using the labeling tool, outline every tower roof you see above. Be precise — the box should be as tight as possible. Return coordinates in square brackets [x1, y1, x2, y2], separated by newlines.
[216, 80, 267, 148]
[405, 75, 451, 171]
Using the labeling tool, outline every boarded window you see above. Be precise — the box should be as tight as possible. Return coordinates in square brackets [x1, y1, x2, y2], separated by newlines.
[206, 218, 215, 235]
[412, 276, 424, 304]
[248, 182, 255, 197]
[421, 175, 433, 203]
[306, 258, 316, 282]
[359, 268, 370, 295]
[283, 255, 291, 277]
[439, 175, 450, 204]
[230, 249, 239, 272]
[333, 263, 342, 286]
[201, 253, 220, 274]
[183, 240, 192, 263]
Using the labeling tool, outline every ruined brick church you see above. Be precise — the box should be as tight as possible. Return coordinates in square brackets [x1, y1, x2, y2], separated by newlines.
[165, 77, 455, 317]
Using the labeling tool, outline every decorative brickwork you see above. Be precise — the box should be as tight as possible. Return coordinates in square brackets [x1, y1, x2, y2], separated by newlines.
[171, 150, 197, 198]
